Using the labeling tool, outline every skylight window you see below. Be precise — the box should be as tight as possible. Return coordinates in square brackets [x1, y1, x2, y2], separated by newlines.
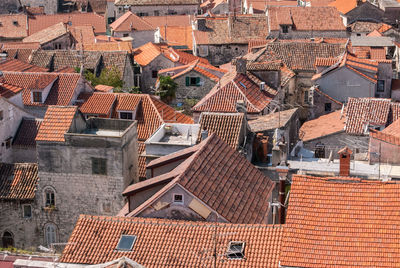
[227, 241, 245, 259]
[116, 235, 136, 251]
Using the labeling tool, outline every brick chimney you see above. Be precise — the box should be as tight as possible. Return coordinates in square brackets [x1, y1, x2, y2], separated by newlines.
[338, 147, 352, 177]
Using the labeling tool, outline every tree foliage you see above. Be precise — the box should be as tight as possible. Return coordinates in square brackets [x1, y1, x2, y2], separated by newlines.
[156, 76, 177, 103]
[85, 66, 124, 88]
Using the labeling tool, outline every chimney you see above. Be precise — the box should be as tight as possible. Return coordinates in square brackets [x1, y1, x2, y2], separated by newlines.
[236, 99, 247, 114]
[338, 146, 352, 177]
[260, 81, 265, 91]
[235, 57, 247, 74]
[276, 165, 289, 224]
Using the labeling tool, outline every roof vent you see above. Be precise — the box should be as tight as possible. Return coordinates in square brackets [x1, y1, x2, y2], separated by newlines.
[227, 241, 245, 259]
[116, 235, 136, 251]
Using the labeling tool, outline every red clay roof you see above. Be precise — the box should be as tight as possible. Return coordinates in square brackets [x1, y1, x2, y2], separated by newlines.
[345, 98, 393, 135]
[3, 72, 82, 106]
[95, 84, 114, 92]
[192, 71, 272, 114]
[60, 215, 283, 267]
[36, 106, 78, 142]
[300, 110, 345, 141]
[281, 174, 400, 267]
[0, 163, 38, 200]
[0, 14, 28, 39]
[28, 13, 106, 35]
[0, 59, 48, 72]
[143, 15, 192, 27]
[0, 82, 24, 98]
[13, 118, 42, 148]
[159, 60, 225, 82]
[138, 141, 146, 178]
[129, 134, 275, 224]
[110, 11, 154, 32]
[79, 92, 116, 116]
[198, 112, 245, 148]
[267, 6, 345, 31]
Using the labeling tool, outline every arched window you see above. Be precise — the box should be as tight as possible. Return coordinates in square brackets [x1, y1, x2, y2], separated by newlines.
[2, 231, 14, 248]
[44, 187, 55, 208]
[45, 223, 57, 247]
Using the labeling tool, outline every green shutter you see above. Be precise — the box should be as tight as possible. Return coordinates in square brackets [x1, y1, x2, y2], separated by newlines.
[186, 77, 190, 86]
[196, 77, 200, 86]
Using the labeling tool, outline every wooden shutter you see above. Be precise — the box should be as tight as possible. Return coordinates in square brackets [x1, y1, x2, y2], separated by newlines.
[196, 77, 200, 86]
[186, 77, 190, 86]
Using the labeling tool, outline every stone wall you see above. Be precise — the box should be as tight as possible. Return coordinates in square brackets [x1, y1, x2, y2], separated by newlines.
[369, 136, 400, 165]
[268, 29, 348, 40]
[20, 0, 58, 14]
[41, 34, 72, 50]
[309, 88, 343, 120]
[195, 44, 248, 66]
[113, 30, 155, 48]
[115, 4, 198, 18]
[140, 54, 175, 92]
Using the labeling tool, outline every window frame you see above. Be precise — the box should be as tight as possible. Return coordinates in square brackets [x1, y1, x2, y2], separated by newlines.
[0, 110, 3, 120]
[5, 137, 11, 149]
[227, 241, 245, 259]
[119, 111, 133, 120]
[324, 103, 332, 112]
[173, 193, 184, 204]
[44, 223, 57, 247]
[116, 235, 137, 251]
[152, 70, 158, 78]
[23, 204, 32, 218]
[44, 188, 56, 208]
[281, 25, 289, 33]
[186, 76, 201, 86]
[32, 91, 42, 103]
[377, 80, 385, 92]
[92, 157, 107, 175]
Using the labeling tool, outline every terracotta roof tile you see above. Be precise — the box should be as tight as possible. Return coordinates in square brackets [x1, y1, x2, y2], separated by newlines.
[159, 26, 193, 49]
[328, 0, 364, 14]
[345, 98, 392, 134]
[0, 81, 23, 98]
[0, 14, 28, 39]
[249, 108, 298, 132]
[60, 215, 283, 267]
[95, 84, 114, 92]
[133, 42, 162, 66]
[193, 15, 269, 45]
[36, 106, 78, 142]
[300, 110, 345, 141]
[69, 25, 96, 48]
[129, 134, 275, 224]
[192, 72, 272, 113]
[115, 0, 199, 6]
[0, 42, 40, 50]
[198, 112, 245, 148]
[23, 22, 68, 45]
[267, 6, 345, 31]
[142, 15, 192, 27]
[13, 118, 42, 148]
[82, 42, 133, 52]
[0, 163, 38, 200]
[28, 13, 106, 35]
[79, 92, 116, 116]
[370, 128, 400, 146]
[348, 21, 387, 33]
[110, 11, 154, 32]
[0, 59, 48, 72]
[159, 60, 225, 82]
[280, 174, 400, 267]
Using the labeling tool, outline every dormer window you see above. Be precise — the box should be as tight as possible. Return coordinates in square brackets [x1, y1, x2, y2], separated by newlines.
[32, 92, 42, 103]
[227, 241, 245, 259]
[281, 25, 289, 33]
[119, 111, 133, 120]
[116, 235, 136, 251]
[173, 194, 183, 204]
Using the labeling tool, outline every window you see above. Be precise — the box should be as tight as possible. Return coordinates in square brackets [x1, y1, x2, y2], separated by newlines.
[2, 231, 14, 248]
[32, 92, 42, 103]
[5, 137, 11, 149]
[0, 110, 3, 120]
[23, 204, 32, 218]
[54, 43, 62, 49]
[281, 25, 289, 33]
[45, 188, 55, 207]
[173, 194, 183, 204]
[45, 223, 57, 247]
[154, 10, 159, 16]
[324, 103, 332, 112]
[152, 70, 158, 78]
[13, 21, 18, 26]
[377, 80, 385, 92]
[92, 157, 107, 175]
[120, 112, 133, 120]
[227, 241, 245, 259]
[123, 33, 129, 37]
[116, 235, 137, 251]
[303, 90, 309, 104]
[186, 77, 200, 86]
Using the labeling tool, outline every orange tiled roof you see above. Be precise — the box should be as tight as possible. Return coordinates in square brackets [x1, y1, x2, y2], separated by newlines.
[36, 106, 78, 142]
[128, 134, 275, 224]
[300, 110, 345, 141]
[192, 71, 272, 114]
[370, 128, 400, 146]
[0, 163, 38, 200]
[143, 15, 192, 27]
[28, 13, 106, 35]
[267, 6, 345, 31]
[159, 60, 225, 82]
[95, 84, 114, 92]
[13, 118, 42, 148]
[110, 11, 154, 32]
[69, 25, 96, 48]
[79, 92, 116, 116]
[280, 174, 400, 267]
[138, 141, 146, 178]
[0, 82, 23, 98]
[0, 59, 48, 72]
[83, 42, 133, 53]
[160, 26, 193, 49]
[345, 98, 393, 135]
[3, 72, 82, 106]
[60, 215, 283, 267]
[0, 14, 28, 39]
[328, 0, 365, 14]
[198, 112, 245, 148]
[133, 42, 162, 66]
[23, 22, 68, 45]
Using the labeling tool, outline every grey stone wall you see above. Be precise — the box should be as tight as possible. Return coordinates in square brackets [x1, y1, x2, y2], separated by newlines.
[309, 88, 343, 120]
[268, 29, 348, 40]
[195, 44, 248, 66]
[115, 4, 198, 18]
[113, 30, 155, 48]
[41, 34, 72, 50]
[140, 54, 174, 93]
[122, 54, 135, 89]
[12, 147, 37, 163]
[20, 0, 58, 14]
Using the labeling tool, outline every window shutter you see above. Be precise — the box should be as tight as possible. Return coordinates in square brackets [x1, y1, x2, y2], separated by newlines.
[186, 77, 190, 86]
[196, 77, 200, 86]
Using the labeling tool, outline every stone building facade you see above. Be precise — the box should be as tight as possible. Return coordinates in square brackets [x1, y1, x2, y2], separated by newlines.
[140, 54, 175, 92]
[34, 116, 138, 248]
[115, 3, 199, 18]
[20, 0, 59, 14]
